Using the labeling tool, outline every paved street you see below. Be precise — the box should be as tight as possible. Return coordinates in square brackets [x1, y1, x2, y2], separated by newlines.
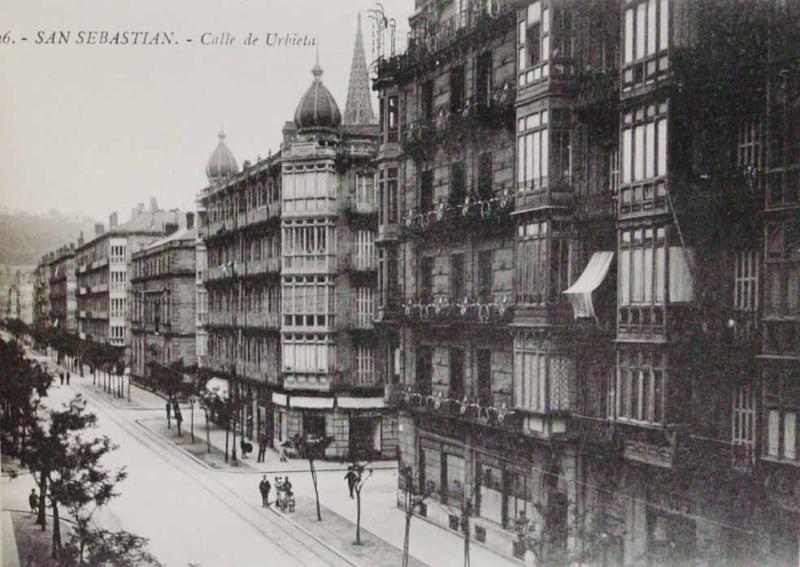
[6, 349, 521, 567]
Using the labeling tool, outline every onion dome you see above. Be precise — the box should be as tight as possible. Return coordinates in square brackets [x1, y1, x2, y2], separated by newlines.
[293, 59, 342, 132]
[205, 130, 238, 181]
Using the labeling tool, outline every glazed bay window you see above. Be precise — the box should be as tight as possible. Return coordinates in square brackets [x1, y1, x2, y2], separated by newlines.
[764, 372, 800, 462]
[282, 163, 337, 215]
[282, 219, 336, 272]
[518, 0, 550, 87]
[620, 102, 668, 214]
[515, 220, 574, 305]
[517, 110, 549, 192]
[622, 0, 670, 90]
[282, 333, 335, 374]
[615, 349, 665, 424]
[764, 220, 800, 318]
[282, 275, 335, 329]
[513, 336, 575, 414]
[378, 167, 399, 226]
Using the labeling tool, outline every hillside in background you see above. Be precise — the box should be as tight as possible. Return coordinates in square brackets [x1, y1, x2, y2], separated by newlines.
[0, 208, 97, 265]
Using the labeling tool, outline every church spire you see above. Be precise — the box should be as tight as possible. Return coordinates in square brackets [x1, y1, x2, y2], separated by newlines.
[343, 13, 376, 126]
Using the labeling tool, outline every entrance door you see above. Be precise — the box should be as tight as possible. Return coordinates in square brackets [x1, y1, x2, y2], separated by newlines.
[350, 416, 379, 460]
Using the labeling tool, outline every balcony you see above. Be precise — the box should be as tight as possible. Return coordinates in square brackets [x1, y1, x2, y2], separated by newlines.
[515, 181, 575, 213]
[245, 257, 280, 277]
[246, 203, 281, 226]
[283, 371, 338, 392]
[282, 254, 337, 274]
[207, 311, 235, 327]
[400, 295, 514, 327]
[401, 191, 514, 240]
[241, 310, 281, 330]
[393, 386, 522, 432]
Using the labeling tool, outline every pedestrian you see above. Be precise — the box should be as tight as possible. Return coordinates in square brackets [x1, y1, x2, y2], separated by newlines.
[345, 466, 359, 499]
[175, 407, 183, 435]
[257, 437, 267, 463]
[259, 475, 271, 507]
[29, 488, 38, 514]
[165, 400, 171, 429]
[59, 372, 64, 386]
[279, 443, 288, 463]
[66, 371, 70, 385]
[283, 476, 292, 497]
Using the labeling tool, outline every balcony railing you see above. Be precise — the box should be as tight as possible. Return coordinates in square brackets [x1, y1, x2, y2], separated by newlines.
[401, 190, 514, 239]
[245, 257, 281, 276]
[207, 311, 235, 326]
[400, 295, 514, 326]
[283, 255, 337, 274]
[391, 385, 521, 431]
[246, 203, 281, 226]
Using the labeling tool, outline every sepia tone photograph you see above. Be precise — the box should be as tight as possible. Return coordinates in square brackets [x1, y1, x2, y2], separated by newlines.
[1, 0, 799, 565]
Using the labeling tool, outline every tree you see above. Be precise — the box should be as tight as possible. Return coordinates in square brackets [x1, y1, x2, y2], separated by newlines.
[63, 529, 162, 567]
[399, 464, 435, 567]
[199, 388, 224, 454]
[346, 461, 374, 545]
[292, 433, 334, 521]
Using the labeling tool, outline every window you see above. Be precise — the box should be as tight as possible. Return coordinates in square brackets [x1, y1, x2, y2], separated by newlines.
[622, 0, 670, 88]
[354, 230, 376, 271]
[619, 227, 666, 306]
[355, 287, 374, 327]
[764, 220, 800, 317]
[420, 170, 434, 213]
[356, 344, 375, 385]
[388, 95, 399, 143]
[518, 1, 550, 86]
[737, 118, 765, 171]
[450, 65, 465, 114]
[450, 162, 466, 204]
[478, 153, 493, 199]
[616, 349, 665, 424]
[282, 276, 335, 328]
[514, 337, 574, 413]
[732, 383, 756, 449]
[416, 345, 433, 395]
[517, 110, 549, 191]
[420, 257, 434, 303]
[355, 172, 376, 210]
[450, 253, 465, 301]
[621, 102, 668, 185]
[477, 460, 504, 525]
[765, 372, 800, 461]
[444, 453, 464, 504]
[282, 220, 336, 271]
[515, 220, 574, 304]
[609, 147, 620, 194]
[382, 167, 398, 224]
[476, 51, 492, 107]
[449, 349, 465, 399]
[282, 334, 335, 373]
[477, 349, 492, 406]
[734, 250, 759, 313]
[421, 80, 434, 121]
[768, 409, 798, 461]
[478, 250, 493, 302]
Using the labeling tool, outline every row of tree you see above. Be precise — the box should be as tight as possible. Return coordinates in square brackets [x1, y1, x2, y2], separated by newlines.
[0, 325, 160, 565]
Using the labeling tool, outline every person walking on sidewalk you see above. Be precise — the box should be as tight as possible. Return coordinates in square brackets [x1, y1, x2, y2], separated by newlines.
[66, 371, 70, 385]
[259, 475, 271, 507]
[165, 400, 172, 429]
[345, 466, 359, 499]
[59, 372, 64, 386]
[257, 437, 267, 463]
[29, 488, 38, 514]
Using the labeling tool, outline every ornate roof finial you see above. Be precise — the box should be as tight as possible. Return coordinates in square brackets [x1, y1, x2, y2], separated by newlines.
[312, 42, 323, 79]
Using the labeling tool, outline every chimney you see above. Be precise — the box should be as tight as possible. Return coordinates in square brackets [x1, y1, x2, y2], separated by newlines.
[77, 231, 84, 247]
[164, 222, 179, 236]
[94, 223, 104, 237]
[109, 212, 118, 229]
[186, 212, 195, 230]
[150, 197, 159, 212]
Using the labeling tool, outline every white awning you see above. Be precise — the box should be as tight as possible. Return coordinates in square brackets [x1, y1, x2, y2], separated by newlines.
[338, 397, 386, 409]
[290, 396, 334, 409]
[563, 251, 614, 320]
[205, 377, 229, 399]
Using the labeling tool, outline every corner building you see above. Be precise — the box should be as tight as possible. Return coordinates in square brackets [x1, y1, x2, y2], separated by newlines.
[199, 20, 398, 460]
[375, 0, 800, 564]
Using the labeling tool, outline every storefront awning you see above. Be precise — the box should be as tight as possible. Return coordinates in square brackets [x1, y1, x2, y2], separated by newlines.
[338, 397, 385, 409]
[290, 396, 334, 409]
[205, 377, 229, 399]
[272, 392, 288, 407]
[563, 251, 614, 320]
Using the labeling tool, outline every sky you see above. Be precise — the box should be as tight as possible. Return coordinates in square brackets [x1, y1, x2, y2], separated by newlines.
[0, 0, 411, 222]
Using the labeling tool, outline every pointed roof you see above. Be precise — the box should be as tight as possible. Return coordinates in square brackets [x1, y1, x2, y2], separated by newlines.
[206, 130, 238, 181]
[293, 49, 342, 132]
[343, 13, 376, 126]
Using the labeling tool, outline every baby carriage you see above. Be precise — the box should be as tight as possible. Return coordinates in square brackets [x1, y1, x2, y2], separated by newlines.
[274, 477, 295, 513]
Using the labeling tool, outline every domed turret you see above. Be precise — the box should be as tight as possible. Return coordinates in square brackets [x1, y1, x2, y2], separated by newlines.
[293, 57, 342, 132]
[205, 130, 238, 182]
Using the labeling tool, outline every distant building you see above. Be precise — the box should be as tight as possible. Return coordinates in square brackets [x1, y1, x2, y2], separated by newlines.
[75, 203, 178, 348]
[129, 214, 198, 383]
[33, 255, 52, 329]
[48, 244, 77, 332]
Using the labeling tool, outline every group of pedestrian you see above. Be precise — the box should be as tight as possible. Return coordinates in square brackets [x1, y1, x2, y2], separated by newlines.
[257, 475, 295, 511]
[58, 371, 71, 386]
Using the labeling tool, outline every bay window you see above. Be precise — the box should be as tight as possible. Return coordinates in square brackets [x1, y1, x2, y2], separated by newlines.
[513, 335, 575, 414]
[281, 333, 335, 373]
[282, 219, 336, 272]
[517, 110, 549, 191]
[518, 1, 550, 86]
[764, 372, 800, 461]
[622, 0, 670, 89]
[379, 167, 399, 225]
[515, 220, 574, 305]
[282, 163, 337, 214]
[764, 220, 800, 317]
[615, 348, 665, 424]
[620, 102, 668, 213]
[282, 275, 335, 328]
